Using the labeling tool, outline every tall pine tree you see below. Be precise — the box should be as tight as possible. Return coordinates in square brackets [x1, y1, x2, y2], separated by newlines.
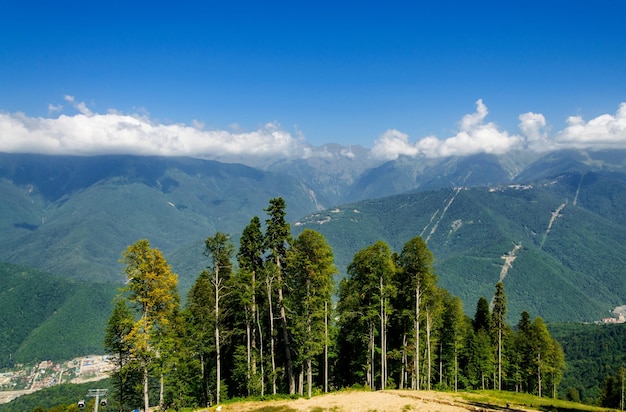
[287, 229, 336, 397]
[491, 281, 507, 390]
[264, 197, 295, 393]
[204, 232, 235, 404]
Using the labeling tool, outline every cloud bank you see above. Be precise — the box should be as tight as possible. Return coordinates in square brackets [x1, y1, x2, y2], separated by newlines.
[0, 97, 304, 160]
[371, 100, 626, 160]
[1, 97, 626, 161]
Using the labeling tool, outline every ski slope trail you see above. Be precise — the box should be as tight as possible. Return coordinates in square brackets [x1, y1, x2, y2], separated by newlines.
[425, 187, 462, 243]
[498, 243, 521, 283]
[420, 209, 440, 238]
[540, 201, 567, 248]
[573, 174, 584, 206]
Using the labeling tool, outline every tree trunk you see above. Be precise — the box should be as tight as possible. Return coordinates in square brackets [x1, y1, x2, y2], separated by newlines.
[401, 333, 407, 389]
[201, 352, 208, 406]
[307, 357, 312, 398]
[276, 255, 295, 394]
[159, 373, 165, 411]
[537, 352, 542, 397]
[266, 277, 277, 395]
[380, 275, 386, 390]
[439, 341, 443, 386]
[454, 347, 458, 391]
[414, 283, 421, 390]
[426, 309, 432, 390]
[143, 365, 149, 412]
[215, 265, 221, 405]
[366, 322, 375, 389]
[324, 301, 329, 393]
[251, 271, 257, 394]
[246, 315, 251, 395]
[256, 301, 265, 396]
[498, 328, 502, 390]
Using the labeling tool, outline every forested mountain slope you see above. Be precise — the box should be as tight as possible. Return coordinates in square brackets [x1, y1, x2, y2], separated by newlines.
[0, 153, 320, 283]
[0, 262, 117, 365]
[549, 322, 626, 403]
[294, 171, 626, 322]
[2, 150, 626, 322]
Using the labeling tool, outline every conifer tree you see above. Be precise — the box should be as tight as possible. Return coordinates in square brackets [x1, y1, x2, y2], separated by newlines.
[264, 197, 295, 393]
[287, 229, 337, 397]
[336, 273, 369, 386]
[186, 269, 214, 407]
[439, 293, 466, 390]
[470, 297, 494, 389]
[491, 281, 507, 390]
[530, 316, 554, 397]
[342, 240, 395, 389]
[396, 236, 436, 390]
[473, 297, 491, 333]
[105, 297, 140, 411]
[204, 232, 234, 404]
[515, 311, 533, 392]
[236, 216, 265, 395]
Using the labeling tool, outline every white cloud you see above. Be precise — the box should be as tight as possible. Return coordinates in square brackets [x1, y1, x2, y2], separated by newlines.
[554, 103, 626, 150]
[372, 99, 521, 160]
[518, 112, 548, 147]
[64, 95, 93, 116]
[370, 129, 419, 160]
[3, 99, 626, 162]
[0, 103, 303, 159]
[372, 100, 626, 161]
[340, 147, 356, 159]
[47, 103, 63, 114]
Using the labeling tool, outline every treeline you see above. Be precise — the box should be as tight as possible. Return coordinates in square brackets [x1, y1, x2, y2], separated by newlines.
[104, 198, 566, 411]
[335, 239, 565, 396]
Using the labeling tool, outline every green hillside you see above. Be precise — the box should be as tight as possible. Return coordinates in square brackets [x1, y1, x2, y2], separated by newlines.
[549, 322, 626, 403]
[0, 262, 119, 365]
[0, 154, 320, 283]
[294, 172, 626, 322]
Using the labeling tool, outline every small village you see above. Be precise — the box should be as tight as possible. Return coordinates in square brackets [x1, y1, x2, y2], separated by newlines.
[0, 355, 111, 404]
[601, 305, 626, 324]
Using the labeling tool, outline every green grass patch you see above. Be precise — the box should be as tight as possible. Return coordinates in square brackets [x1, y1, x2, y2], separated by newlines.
[457, 390, 613, 412]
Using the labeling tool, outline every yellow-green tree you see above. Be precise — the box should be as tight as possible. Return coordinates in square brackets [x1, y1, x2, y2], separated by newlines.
[121, 239, 179, 412]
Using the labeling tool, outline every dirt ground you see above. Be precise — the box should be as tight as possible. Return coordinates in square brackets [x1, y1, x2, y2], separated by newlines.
[205, 390, 509, 412]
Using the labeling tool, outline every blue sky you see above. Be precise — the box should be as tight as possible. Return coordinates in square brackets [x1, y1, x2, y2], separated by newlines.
[1, 1, 626, 160]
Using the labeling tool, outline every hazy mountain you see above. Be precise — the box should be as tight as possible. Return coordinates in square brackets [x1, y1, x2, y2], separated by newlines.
[345, 152, 519, 201]
[261, 144, 377, 207]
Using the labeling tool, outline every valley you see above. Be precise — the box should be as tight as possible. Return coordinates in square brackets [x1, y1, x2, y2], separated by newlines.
[0, 355, 109, 404]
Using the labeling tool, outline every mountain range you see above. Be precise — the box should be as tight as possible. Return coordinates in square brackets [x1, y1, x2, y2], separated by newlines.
[2, 147, 626, 362]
